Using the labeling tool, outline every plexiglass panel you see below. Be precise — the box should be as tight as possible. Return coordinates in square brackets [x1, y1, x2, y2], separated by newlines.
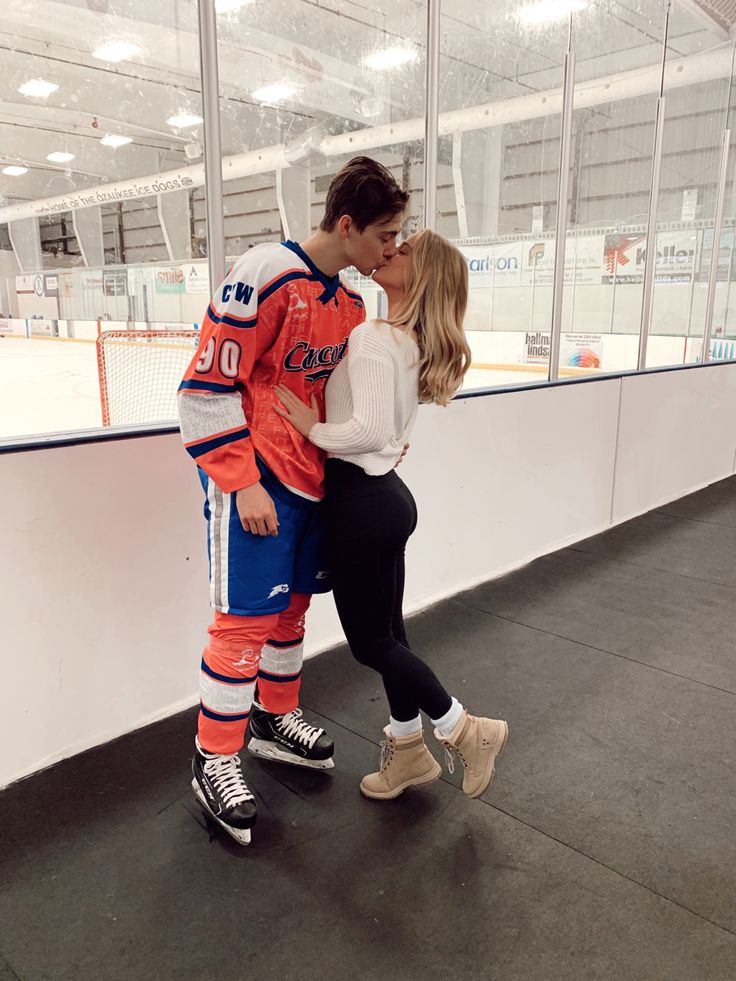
[3, 0, 736, 441]
[438, 0, 567, 390]
[216, 0, 425, 323]
[555, 0, 664, 379]
[0, 0, 205, 436]
[647, 1, 734, 369]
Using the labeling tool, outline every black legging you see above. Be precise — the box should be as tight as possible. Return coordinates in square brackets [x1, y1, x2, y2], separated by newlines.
[325, 458, 452, 722]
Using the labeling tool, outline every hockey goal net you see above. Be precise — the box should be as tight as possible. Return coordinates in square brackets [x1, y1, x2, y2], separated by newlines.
[96, 329, 200, 427]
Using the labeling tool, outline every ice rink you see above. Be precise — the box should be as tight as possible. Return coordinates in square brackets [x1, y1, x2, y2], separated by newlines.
[1, 337, 103, 438]
[0, 335, 544, 440]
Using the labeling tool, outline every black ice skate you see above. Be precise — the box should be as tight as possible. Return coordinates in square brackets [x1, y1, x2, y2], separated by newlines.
[247, 705, 335, 769]
[191, 737, 257, 846]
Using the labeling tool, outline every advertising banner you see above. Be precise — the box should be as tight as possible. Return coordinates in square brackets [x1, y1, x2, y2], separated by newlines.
[560, 332, 603, 369]
[698, 227, 735, 283]
[182, 263, 210, 294]
[29, 318, 58, 337]
[459, 243, 523, 288]
[15, 274, 59, 298]
[525, 331, 550, 363]
[602, 230, 699, 284]
[0, 318, 27, 335]
[520, 235, 604, 287]
[155, 268, 186, 295]
[103, 271, 128, 297]
[522, 240, 555, 286]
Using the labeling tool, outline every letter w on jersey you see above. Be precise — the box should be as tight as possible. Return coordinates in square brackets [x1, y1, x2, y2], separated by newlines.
[222, 281, 254, 306]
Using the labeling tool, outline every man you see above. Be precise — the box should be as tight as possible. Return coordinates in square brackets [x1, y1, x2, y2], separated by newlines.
[178, 156, 409, 845]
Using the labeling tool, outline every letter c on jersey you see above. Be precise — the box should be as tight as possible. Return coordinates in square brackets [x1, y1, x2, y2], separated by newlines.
[221, 282, 254, 306]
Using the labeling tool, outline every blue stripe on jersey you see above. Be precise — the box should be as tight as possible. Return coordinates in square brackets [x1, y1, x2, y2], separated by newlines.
[266, 637, 302, 649]
[200, 659, 258, 685]
[282, 240, 340, 300]
[339, 284, 363, 304]
[259, 270, 311, 304]
[188, 426, 251, 459]
[200, 703, 250, 723]
[257, 669, 302, 684]
[206, 304, 258, 330]
[178, 379, 238, 394]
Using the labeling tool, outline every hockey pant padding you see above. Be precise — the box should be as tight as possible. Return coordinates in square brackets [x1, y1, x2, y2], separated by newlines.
[198, 593, 310, 754]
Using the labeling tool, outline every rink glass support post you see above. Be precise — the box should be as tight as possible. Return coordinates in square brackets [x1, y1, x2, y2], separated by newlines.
[638, 1, 672, 372]
[198, 0, 227, 289]
[548, 24, 575, 384]
[637, 97, 666, 371]
[423, 0, 441, 230]
[452, 132, 469, 239]
[702, 128, 732, 364]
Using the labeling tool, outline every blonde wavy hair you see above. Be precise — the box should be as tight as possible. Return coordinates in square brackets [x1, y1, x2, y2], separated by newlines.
[387, 228, 471, 405]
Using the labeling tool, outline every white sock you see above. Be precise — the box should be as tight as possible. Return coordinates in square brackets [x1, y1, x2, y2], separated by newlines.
[389, 714, 422, 739]
[431, 697, 464, 738]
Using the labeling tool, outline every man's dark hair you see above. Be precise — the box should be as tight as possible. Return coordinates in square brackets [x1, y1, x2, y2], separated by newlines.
[320, 156, 409, 232]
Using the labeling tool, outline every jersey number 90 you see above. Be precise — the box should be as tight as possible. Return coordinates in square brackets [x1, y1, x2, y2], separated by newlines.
[195, 337, 242, 379]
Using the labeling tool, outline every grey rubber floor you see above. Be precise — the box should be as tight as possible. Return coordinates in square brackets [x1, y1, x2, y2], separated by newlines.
[1, 479, 735, 980]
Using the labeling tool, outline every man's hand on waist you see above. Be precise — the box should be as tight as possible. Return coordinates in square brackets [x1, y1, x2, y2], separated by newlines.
[235, 481, 279, 536]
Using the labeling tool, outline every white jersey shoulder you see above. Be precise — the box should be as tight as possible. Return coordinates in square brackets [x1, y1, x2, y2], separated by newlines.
[228, 242, 309, 287]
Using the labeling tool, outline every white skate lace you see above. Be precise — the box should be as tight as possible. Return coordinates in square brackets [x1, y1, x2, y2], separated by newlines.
[203, 753, 254, 807]
[277, 708, 324, 749]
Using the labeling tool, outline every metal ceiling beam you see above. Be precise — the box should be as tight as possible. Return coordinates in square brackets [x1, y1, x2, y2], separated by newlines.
[1, 42, 734, 225]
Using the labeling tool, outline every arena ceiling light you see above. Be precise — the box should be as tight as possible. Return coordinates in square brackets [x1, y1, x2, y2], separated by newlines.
[47, 152, 75, 163]
[93, 41, 142, 63]
[18, 79, 59, 98]
[364, 47, 418, 71]
[167, 113, 204, 128]
[100, 134, 133, 148]
[252, 83, 297, 103]
[2, 166, 28, 176]
[518, 0, 587, 24]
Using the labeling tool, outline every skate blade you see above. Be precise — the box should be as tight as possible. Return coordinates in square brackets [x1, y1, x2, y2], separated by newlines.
[191, 780, 252, 845]
[247, 738, 335, 770]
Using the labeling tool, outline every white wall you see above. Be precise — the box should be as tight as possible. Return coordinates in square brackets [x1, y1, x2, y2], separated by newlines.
[3, 364, 736, 789]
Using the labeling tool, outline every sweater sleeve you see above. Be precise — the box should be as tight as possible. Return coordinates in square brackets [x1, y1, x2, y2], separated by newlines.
[309, 336, 395, 454]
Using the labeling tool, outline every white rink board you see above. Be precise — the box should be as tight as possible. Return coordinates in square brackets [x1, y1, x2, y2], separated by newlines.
[4, 364, 736, 787]
[613, 365, 736, 523]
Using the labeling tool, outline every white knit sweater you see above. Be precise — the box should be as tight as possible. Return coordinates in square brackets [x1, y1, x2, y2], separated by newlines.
[309, 319, 420, 475]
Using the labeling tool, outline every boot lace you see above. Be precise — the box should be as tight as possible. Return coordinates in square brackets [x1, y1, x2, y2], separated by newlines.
[442, 745, 467, 775]
[276, 708, 324, 749]
[203, 753, 254, 808]
[378, 736, 395, 773]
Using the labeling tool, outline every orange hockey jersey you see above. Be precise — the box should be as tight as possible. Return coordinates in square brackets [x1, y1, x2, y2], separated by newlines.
[178, 240, 365, 499]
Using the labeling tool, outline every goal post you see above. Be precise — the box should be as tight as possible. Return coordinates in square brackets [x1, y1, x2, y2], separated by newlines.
[96, 329, 200, 427]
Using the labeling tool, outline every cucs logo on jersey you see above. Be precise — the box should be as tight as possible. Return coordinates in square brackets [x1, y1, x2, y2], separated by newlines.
[284, 338, 348, 383]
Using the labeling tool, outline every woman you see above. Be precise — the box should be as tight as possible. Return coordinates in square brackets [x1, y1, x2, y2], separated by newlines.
[274, 228, 508, 800]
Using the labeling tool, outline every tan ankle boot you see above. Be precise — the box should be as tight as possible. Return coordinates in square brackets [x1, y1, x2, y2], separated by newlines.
[435, 710, 508, 799]
[360, 726, 442, 799]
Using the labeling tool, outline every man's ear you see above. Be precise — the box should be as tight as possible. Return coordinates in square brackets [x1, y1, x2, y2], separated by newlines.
[337, 215, 352, 239]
